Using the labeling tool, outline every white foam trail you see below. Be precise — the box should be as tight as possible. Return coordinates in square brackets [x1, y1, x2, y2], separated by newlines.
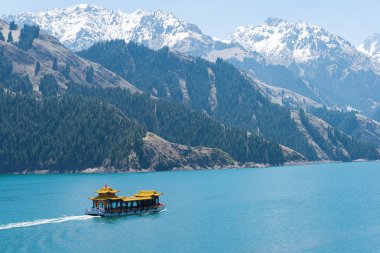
[0, 215, 96, 231]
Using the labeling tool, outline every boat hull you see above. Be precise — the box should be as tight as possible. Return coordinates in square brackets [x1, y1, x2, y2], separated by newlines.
[85, 204, 166, 217]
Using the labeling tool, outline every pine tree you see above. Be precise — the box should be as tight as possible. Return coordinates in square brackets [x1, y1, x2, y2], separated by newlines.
[40, 74, 59, 97]
[52, 57, 58, 71]
[35, 61, 40, 76]
[9, 21, 17, 31]
[0, 48, 13, 81]
[85, 65, 94, 83]
[63, 63, 70, 79]
[16, 24, 40, 50]
[7, 31, 13, 43]
[3, 75, 32, 94]
[0, 31, 4, 41]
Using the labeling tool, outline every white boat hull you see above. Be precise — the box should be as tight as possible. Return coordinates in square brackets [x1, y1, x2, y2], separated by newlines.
[85, 204, 166, 217]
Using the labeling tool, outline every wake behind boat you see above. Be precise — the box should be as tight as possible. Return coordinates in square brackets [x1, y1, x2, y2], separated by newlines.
[85, 185, 165, 217]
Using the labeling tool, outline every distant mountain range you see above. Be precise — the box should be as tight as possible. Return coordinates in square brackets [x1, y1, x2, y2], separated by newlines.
[227, 18, 380, 116]
[0, 20, 290, 172]
[2, 6, 380, 172]
[4, 4, 380, 116]
[2, 4, 215, 55]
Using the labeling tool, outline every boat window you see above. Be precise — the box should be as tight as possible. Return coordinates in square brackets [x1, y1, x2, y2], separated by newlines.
[112, 202, 117, 208]
[98, 202, 104, 208]
[133, 201, 137, 207]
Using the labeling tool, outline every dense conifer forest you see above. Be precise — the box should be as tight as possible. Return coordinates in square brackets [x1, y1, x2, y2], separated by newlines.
[0, 90, 145, 173]
[68, 84, 285, 165]
[79, 40, 317, 159]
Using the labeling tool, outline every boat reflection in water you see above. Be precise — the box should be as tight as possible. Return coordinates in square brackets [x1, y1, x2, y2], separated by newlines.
[85, 185, 165, 217]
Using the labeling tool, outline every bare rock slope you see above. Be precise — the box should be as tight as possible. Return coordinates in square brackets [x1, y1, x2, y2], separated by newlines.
[142, 133, 236, 171]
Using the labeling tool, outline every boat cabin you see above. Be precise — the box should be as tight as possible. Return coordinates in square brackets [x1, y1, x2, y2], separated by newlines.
[89, 186, 163, 214]
[89, 186, 124, 210]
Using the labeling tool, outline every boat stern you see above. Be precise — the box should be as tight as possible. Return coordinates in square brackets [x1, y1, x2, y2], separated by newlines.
[85, 207, 105, 216]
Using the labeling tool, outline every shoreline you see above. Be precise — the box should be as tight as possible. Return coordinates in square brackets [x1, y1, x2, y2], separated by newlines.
[4, 159, 377, 175]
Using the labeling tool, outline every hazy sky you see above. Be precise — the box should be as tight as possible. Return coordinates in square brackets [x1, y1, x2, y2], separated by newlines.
[1, 0, 379, 45]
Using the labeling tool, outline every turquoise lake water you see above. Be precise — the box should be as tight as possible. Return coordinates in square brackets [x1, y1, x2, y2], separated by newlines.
[2, 162, 380, 252]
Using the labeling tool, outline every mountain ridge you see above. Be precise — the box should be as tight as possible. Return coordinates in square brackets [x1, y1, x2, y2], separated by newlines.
[0, 20, 291, 172]
[7, 5, 380, 115]
[78, 39, 380, 162]
[1, 15, 380, 172]
[2, 4, 215, 55]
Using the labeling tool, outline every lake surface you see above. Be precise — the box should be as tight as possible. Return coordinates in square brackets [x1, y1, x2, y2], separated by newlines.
[2, 162, 380, 253]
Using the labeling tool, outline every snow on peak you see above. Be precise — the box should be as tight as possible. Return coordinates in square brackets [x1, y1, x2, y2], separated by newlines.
[2, 4, 214, 54]
[4, 6, 379, 74]
[357, 33, 380, 62]
[231, 18, 360, 66]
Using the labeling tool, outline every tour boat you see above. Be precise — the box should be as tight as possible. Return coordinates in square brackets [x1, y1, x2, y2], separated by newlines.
[85, 185, 165, 217]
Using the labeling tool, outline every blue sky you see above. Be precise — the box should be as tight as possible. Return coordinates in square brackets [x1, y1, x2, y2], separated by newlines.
[1, 0, 379, 45]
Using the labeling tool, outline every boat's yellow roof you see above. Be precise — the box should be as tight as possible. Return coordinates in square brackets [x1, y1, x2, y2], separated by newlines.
[89, 187, 163, 201]
[96, 186, 119, 194]
[122, 196, 153, 202]
[89, 196, 125, 201]
[134, 190, 163, 197]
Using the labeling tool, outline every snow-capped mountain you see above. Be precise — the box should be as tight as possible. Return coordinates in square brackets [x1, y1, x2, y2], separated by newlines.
[225, 18, 380, 114]
[5, 5, 380, 115]
[358, 33, 380, 62]
[3, 4, 215, 55]
[231, 18, 378, 72]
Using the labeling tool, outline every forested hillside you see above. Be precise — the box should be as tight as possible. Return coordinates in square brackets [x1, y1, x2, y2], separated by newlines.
[68, 84, 285, 164]
[0, 90, 145, 173]
[0, 21, 286, 172]
[79, 40, 380, 162]
[79, 40, 316, 159]
[310, 107, 380, 147]
[0, 88, 243, 172]
[0, 20, 379, 173]
[0, 21, 137, 97]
